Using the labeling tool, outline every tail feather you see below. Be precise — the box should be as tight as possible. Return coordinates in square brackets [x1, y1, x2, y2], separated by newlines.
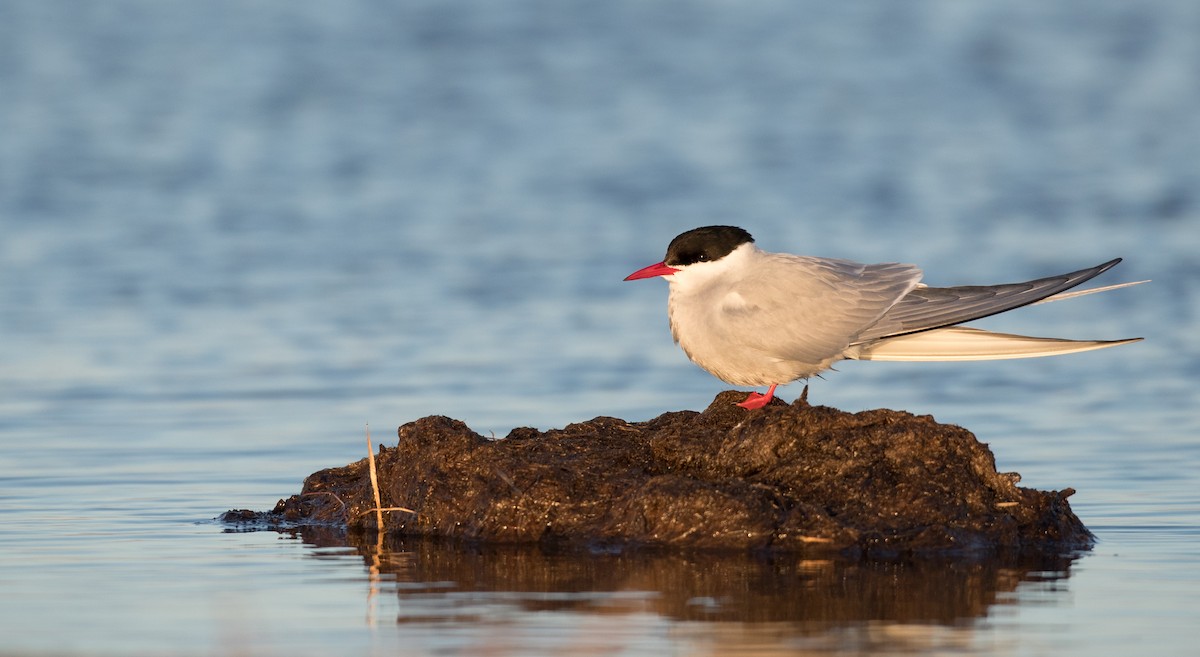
[850, 326, 1143, 362]
[1032, 279, 1150, 305]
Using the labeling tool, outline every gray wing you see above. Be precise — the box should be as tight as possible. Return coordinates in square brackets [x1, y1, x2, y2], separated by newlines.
[853, 258, 1123, 344]
[718, 255, 923, 365]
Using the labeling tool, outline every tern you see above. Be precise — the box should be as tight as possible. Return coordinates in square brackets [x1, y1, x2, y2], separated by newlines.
[624, 226, 1144, 409]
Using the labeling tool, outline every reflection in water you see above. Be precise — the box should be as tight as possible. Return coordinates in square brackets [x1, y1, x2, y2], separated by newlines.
[292, 525, 1077, 654]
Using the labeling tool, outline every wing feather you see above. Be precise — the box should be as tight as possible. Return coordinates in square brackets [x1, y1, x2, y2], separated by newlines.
[853, 259, 1123, 344]
[719, 255, 922, 367]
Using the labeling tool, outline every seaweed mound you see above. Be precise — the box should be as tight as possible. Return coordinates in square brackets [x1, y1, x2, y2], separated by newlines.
[232, 391, 1092, 556]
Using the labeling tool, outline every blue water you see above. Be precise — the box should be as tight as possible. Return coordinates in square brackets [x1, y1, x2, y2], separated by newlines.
[1, 1, 1198, 655]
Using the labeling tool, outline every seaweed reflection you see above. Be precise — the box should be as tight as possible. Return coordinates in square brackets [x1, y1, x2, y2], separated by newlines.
[294, 524, 1076, 652]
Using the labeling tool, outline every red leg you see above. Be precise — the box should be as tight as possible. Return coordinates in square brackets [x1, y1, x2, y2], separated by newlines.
[737, 384, 778, 409]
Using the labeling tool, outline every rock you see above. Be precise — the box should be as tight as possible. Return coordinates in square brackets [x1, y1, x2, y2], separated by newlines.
[230, 391, 1093, 556]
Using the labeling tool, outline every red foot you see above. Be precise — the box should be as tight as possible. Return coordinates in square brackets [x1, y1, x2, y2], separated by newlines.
[736, 384, 778, 410]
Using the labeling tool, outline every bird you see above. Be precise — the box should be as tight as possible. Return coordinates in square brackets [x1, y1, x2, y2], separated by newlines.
[624, 225, 1144, 409]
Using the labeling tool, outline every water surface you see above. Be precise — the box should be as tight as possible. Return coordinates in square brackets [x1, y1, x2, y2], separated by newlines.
[1, 1, 1198, 655]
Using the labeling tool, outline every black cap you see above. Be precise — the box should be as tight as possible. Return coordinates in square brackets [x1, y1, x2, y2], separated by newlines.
[663, 226, 754, 267]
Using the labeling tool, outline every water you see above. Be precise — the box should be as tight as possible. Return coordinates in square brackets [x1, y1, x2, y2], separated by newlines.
[1, 0, 1198, 654]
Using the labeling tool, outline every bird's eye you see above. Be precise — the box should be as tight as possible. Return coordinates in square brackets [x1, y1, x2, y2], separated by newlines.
[672, 250, 712, 266]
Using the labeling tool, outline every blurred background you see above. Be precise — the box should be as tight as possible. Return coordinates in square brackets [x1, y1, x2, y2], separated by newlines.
[2, 0, 1194, 434]
[0, 1, 1197, 656]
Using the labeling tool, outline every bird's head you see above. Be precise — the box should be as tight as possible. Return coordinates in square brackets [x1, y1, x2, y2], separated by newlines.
[623, 226, 755, 284]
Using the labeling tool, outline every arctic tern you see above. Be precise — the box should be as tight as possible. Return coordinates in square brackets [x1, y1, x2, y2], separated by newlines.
[624, 226, 1144, 409]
